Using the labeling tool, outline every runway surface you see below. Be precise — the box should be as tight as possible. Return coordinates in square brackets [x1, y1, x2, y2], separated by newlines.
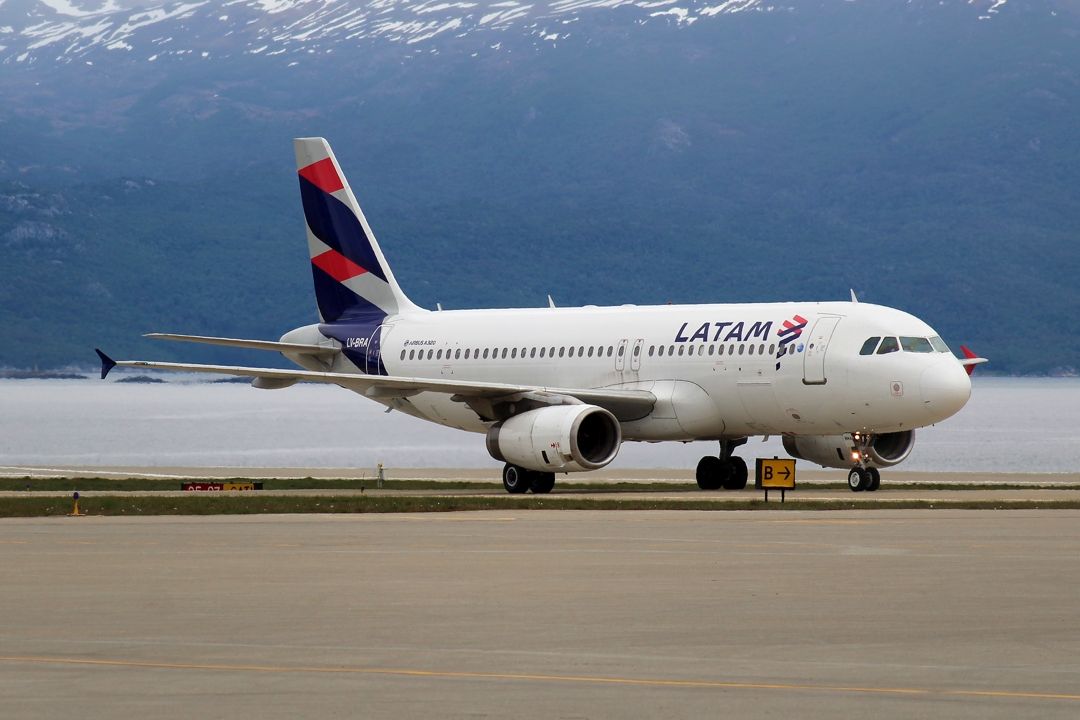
[2, 510, 1079, 718]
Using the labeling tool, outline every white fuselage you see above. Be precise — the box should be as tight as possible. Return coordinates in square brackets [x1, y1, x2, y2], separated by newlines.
[287, 300, 972, 441]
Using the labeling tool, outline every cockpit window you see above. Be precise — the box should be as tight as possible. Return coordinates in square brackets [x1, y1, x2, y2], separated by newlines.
[877, 337, 899, 354]
[929, 336, 950, 353]
[900, 336, 934, 353]
[859, 337, 880, 355]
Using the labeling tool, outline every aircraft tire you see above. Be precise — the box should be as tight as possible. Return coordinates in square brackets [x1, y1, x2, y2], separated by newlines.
[848, 467, 869, 492]
[724, 457, 748, 490]
[867, 467, 881, 492]
[502, 463, 531, 494]
[696, 456, 724, 490]
[529, 472, 556, 494]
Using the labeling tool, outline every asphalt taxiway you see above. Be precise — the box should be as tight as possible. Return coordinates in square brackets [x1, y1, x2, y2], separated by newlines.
[2, 510, 1079, 718]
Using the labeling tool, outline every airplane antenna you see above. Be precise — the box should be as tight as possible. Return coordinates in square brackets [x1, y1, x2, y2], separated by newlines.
[547, 295, 556, 309]
[436, 303, 443, 311]
[850, 289, 859, 303]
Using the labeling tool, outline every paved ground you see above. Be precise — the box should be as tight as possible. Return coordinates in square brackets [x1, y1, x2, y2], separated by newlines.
[2, 464, 1079, 485]
[1, 510, 1079, 718]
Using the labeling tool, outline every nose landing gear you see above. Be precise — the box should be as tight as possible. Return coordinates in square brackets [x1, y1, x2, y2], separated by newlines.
[847, 466, 880, 492]
[848, 433, 882, 492]
[696, 438, 749, 490]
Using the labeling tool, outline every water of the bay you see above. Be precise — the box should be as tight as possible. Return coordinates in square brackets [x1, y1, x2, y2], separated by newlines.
[0, 377, 1077, 473]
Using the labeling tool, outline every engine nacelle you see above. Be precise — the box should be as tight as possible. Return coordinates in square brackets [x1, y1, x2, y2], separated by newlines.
[782, 430, 915, 469]
[486, 405, 622, 473]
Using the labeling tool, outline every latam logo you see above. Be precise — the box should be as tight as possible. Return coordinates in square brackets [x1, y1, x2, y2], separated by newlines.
[674, 320, 773, 344]
[775, 314, 808, 370]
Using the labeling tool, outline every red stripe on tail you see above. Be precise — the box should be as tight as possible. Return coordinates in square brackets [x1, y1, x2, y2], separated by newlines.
[312, 250, 368, 282]
[298, 157, 345, 195]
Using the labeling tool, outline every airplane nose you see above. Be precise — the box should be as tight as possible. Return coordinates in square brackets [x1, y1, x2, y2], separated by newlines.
[920, 361, 971, 420]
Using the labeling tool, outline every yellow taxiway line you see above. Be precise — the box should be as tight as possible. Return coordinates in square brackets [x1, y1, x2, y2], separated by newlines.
[1, 655, 1078, 703]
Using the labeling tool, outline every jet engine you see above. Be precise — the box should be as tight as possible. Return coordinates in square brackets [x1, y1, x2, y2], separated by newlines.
[782, 430, 915, 469]
[486, 405, 622, 473]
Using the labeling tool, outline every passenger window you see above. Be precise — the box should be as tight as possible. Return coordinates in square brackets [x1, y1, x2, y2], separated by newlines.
[634, 345, 641, 357]
[589, 346, 596, 358]
[669, 345, 675, 356]
[877, 337, 899, 354]
[618, 345, 625, 357]
[511, 348, 517, 359]
[729, 344, 736, 355]
[569, 347, 575, 358]
[708, 345, 715, 356]
[900, 336, 934, 353]
[551, 347, 556, 357]
[559, 347, 565, 358]
[698, 345, 705, 356]
[658, 345, 665, 356]
[436, 349, 443, 360]
[748, 344, 755, 355]
[759, 343, 765, 355]
[579, 345, 585, 356]
[768, 344, 775, 355]
[738, 344, 745, 355]
[718, 345, 725, 356]
[464, 349, 470, 359]
[648, 346, 655, 357]
[677, 346, 684, 356]
[607, 346, 613, 357]
[455, 349, 461, 360]
[427, 349, 434, 360]
[530, 347, 537, 358]
[483, 349, 489, 359]
[860, 337, 880, 355]
[400, 350, 406, 360]
[539, 347, 546, 358]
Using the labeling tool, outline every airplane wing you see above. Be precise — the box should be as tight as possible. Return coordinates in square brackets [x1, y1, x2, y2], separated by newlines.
[94, 350, 655, 422]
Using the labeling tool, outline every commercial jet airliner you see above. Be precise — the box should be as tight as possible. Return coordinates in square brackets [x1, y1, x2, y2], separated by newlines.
[97, 138, 986, 494]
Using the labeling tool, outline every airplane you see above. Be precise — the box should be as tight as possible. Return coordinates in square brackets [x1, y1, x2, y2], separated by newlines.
[96, 137, 987, 494]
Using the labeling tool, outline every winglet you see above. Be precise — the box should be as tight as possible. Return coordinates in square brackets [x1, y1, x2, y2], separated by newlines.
[95, 348, 117, 380]
[959, 345, 989, 376]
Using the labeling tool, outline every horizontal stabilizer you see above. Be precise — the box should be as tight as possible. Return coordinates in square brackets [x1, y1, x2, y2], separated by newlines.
[146, 333, 338, 358]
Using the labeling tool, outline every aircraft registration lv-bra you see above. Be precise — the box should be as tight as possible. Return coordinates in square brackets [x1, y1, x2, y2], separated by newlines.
[96, 137, 988, 494]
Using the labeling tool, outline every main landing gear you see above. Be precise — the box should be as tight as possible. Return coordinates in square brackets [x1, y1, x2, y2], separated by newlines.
[502, 463, 556, 494]
[696, 438, 749, 490]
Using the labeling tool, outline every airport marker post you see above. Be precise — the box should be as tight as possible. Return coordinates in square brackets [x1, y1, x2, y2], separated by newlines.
[756, 458, 796, 503]
[68, 491, 85, 517]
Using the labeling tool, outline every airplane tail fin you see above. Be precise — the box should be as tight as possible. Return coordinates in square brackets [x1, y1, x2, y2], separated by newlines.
[294, 137, 422, 323]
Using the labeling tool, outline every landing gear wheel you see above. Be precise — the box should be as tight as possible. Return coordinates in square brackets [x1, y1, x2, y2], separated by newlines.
[848, 467, 870, 492]
[502, 464, 530, 494]
[724, 456, 748, 490]
[696, 456, 724, 490]
[529, 472, 556, 494]
[866, 467, 881, 492]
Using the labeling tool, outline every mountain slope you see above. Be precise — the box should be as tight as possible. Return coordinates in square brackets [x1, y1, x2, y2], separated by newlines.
[0, 0, 1077, 374]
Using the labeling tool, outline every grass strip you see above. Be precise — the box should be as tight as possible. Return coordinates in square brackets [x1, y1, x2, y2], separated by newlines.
[3, 495, 1080, 517]
[5, 477, 1080, 493]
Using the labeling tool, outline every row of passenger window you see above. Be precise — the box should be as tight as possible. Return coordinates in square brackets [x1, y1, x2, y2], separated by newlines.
[399, 342, 794, 362]
[859, 335, 950, 356]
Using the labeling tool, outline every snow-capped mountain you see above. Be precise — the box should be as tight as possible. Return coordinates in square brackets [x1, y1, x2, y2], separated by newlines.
[0, 0, 1028, 66]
